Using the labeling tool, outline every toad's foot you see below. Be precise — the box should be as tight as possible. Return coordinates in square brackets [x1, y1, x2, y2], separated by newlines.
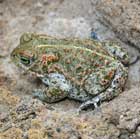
[32, 89, 47, 102]
[78, 96, 100, 112]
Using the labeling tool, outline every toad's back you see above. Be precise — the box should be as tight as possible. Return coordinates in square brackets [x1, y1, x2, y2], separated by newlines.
[34, 44, 117, 96]
[19, 33, 129, 65]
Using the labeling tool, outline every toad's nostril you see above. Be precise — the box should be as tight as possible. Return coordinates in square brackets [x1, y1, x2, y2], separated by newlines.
[11, 49, 16, 58]
[12, 52, 16, 58]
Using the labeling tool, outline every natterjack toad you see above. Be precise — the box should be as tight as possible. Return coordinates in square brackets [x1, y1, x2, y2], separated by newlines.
[11, 33, 129, 111]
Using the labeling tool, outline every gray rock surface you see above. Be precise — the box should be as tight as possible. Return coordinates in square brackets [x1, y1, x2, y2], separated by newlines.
[0, 0, 140, 138]
[92, 0, 140, 50]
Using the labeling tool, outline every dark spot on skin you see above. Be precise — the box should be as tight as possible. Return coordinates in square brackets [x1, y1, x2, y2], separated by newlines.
[113, 86, 116, 89]
[44, 79, 48, 82]
[51, 81, 57, 84]
[79, 96, 83, 99]
[112, 50, 116, 55]
[113, 79, 119, 84]
[116, 80, 119, 84]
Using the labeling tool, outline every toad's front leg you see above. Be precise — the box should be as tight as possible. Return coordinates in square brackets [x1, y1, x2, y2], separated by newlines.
[78, 61, 128, 111]
[33, 73, 71, 103]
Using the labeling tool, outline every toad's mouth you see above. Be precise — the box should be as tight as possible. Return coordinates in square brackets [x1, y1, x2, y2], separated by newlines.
[19, 63, 44, 78]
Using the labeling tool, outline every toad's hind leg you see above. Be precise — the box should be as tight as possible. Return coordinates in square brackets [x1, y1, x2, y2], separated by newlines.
[79, 62, 128, 111]
[91, 32, 129, 65]
[102, 41, 129, 65]
[98, 62, 128, 101]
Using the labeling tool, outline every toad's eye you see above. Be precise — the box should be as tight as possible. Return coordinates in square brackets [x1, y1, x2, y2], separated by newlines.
[19, 51, 35, 65]
[20, 56, 31, 65]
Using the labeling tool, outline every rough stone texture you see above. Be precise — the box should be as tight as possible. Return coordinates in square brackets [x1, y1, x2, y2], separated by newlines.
[93, 0, 140, 51]
[0, 0, 140, 139]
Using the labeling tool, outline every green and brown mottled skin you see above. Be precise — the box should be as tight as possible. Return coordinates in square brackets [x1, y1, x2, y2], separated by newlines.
[11, 33, 129, 111]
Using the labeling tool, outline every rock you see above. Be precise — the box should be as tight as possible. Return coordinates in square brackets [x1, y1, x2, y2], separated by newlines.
[36, 17, 91, 39]
[0, 87, 20, 106]
[28, 129, 45, 139]
[0, 127, 23, 139]
[0, 0, 140, 138]
[0, 0, 4, 3]
[92, 0, 140, 51]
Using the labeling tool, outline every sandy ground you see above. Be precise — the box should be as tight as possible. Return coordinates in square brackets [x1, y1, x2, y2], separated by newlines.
[0, 0, 140, 139]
